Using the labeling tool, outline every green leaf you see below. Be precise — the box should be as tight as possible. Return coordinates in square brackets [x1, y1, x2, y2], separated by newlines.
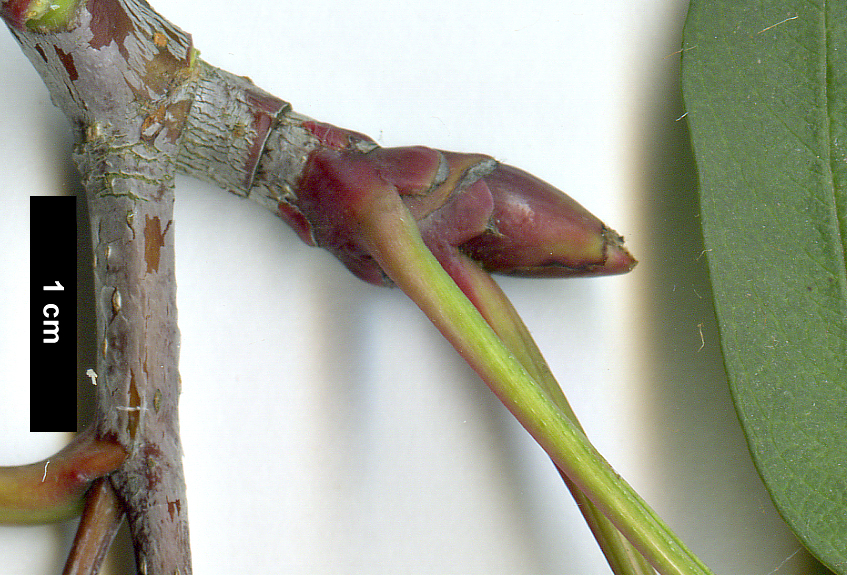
[681, 1, 847, 572]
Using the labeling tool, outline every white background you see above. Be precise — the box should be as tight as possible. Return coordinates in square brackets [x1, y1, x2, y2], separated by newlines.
[0, 1, 826, 574]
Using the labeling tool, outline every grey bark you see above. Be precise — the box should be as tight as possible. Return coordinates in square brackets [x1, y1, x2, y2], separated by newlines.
[7, 1, 195, 572]
[174, 59, 376, 213]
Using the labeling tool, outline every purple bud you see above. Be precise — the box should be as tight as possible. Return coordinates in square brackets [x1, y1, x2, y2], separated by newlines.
[284, 123, 635, 286]
[459, 164, 636, 277]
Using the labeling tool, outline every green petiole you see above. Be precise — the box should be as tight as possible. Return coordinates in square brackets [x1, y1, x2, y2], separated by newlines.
[357, 190, 714, 575]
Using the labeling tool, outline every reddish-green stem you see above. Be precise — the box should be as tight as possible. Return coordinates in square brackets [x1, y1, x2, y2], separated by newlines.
[0, 427, 126, 524]
[63, 477, 125, 575]
[350, 188, 712, 575]
[437, 250, 655, 575]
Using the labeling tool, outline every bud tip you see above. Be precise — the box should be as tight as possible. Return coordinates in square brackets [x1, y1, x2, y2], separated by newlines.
[601, 228, 637, 275]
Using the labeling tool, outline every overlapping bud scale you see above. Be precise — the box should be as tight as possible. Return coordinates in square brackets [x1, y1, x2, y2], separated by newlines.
[277, 121, 635, 286]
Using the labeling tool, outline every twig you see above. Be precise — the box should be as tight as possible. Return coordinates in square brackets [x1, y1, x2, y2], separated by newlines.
[0, 426, 125, 524]
[63, 478, 125, 575]
[4, 1, 197, 571]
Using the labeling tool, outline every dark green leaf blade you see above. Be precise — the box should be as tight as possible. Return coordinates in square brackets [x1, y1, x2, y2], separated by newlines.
[681, 1, 847, 572]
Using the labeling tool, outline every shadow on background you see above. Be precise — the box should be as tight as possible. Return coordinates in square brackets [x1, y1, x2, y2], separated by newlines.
[633, 43, 832, 575]
[74, 158, 95, 431]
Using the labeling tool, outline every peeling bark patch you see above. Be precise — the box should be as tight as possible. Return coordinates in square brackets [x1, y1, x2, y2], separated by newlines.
[87, 0, 132, 56]
[143, 215, 167, 274]
[143, 48, 185, 95]
[165, 99, 191, 143]
[126, 211, 136, 240]
[140, 99, 191, 145]
[166, 498, 181, 521]
[53, 46, 78, 82]
[34, 43, 48, 63]
[127, 371, 140, 441]
[111, 288, 122, 316]
[142, 444, 163, 487]
[142, 104, 167, 127]
[140, 103, 167, 141]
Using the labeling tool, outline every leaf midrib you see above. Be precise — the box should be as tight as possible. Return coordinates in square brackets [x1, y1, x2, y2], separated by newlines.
[822, 1, 847, 290]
